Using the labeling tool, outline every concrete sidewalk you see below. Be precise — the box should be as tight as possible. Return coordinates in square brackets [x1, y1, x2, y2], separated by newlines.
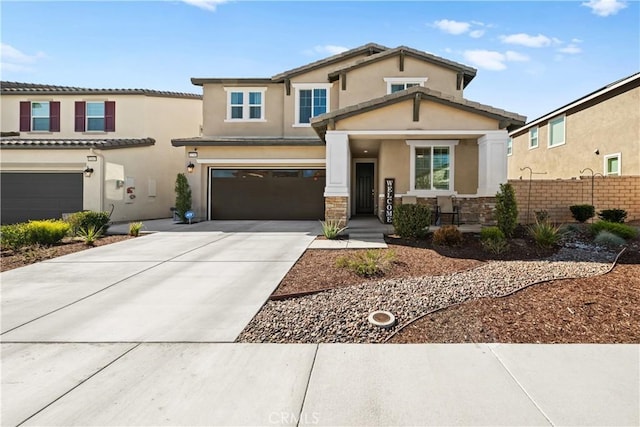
[3, 343, 638, 426]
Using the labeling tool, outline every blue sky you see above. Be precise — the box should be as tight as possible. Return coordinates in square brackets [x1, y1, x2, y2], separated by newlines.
[1, 0, 638, 121]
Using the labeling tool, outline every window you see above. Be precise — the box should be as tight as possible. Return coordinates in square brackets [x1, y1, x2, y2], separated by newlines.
[529, 127, 538, 149]
[407, 140, 458, 194]
[548, 116, 565, 147]
[384, 77, 428, 94]
[224, 87, 266, 121]
[19, 101, 60, 132]
[293, 83, 332, 126]
[74, 101, 115, 132]
[507, 138, 513, 156]
[604, 153, 621, 176]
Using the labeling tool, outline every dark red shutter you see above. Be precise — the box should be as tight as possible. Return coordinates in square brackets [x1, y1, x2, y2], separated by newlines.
[75, 101, 86, 132]
[50, 101, 61, 132]
[104, 101, 115, 132]
[20, 101, 31, 131]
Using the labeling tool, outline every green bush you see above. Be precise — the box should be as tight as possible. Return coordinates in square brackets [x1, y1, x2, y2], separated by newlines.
[597, 209, 627, 223]
[67, 211, 110, 235]
[129, 222, 144, 237]
[480, 226, 508, 254]
[175, 173, 192, 222]
[320, 219, 347, 239]
[594, 231, 626, 248]
[528, 220, 560, 249]
[336, 250, 395, 277]
[433, 225, 463, 247]
[569, 204, 595, 223]
[589, 221, 637, 240]
[393, 204, 431, 239]
[77, 225, 103, 246]
[480, 226, 505, 242]
[25, 220, 70, 245]
[1, 223, 28, 251]
[495, 183, 518, 238]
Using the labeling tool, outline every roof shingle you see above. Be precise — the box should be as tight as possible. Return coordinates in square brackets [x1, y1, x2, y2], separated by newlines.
[1, 82, 202, 99]
[0, 137, 156, 150]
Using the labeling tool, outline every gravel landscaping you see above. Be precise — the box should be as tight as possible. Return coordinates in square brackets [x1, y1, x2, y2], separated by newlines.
[237, 246, 616, 344]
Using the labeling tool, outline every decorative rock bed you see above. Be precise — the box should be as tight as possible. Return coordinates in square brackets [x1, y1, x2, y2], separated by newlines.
[236, 247, 615, 344]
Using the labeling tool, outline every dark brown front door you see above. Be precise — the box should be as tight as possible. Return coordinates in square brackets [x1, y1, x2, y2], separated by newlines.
[355, 163, 374, 215]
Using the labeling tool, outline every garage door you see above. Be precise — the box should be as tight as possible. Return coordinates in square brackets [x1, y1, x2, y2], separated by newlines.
[210, 169, 325, 220]
[1, 172, 83, 224]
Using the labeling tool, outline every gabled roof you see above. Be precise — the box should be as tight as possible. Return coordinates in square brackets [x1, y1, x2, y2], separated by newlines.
[1, 82, 202, 99]
[510, 71, 640, 137]
[271, 43, 389, 81]
[0, 137, 156, 150]
[191, 78, 272, 86]
[327, 46, 476, 88]
[311, 85, 526, 140]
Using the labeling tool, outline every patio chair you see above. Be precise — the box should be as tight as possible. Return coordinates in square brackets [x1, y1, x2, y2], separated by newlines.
[436, 196, 460, 226]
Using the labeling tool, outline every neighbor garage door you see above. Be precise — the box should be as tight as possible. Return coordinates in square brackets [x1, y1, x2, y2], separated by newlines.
[210, 169, 325, 220]
[1, 172, 83, 224]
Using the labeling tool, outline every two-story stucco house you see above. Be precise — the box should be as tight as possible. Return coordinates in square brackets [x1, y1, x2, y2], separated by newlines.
[1, 82, 202, 224]
[508, 72, 640, 179]
[172, 43, 525, 224]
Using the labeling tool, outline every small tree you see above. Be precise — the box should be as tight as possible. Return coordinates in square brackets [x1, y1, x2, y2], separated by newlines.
[495, 183, 518, 238]
[175, 173, 192, 222]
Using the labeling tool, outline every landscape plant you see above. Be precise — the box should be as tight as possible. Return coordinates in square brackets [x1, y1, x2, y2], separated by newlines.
[393, 204, 431, 239]
[480, 226, 508, 254]
[24, 220, 71, 245]
[589, 221, 637, 240]
[597, 209, 627, 223]
[495, 183, 518, 238]
[528, 220, 561, 249]
[594, 231, 626, 248]
[66, 211, 110, 235]
[320, 219, 347, 239]
[569, 204, 595, 223]
[174, 173, 192, 222]
[129, 221, 144, 237]
[432, 225, 463, 247]
[0, 223, 28, 251]
[335, 250, 396, 277]
[77, 225, 103, 246]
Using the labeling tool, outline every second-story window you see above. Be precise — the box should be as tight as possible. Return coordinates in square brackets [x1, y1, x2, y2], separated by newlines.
[384, 77, 428, 94]
[74, 101, 116, 132]
[19, 101, 60, 132]
[293, 83, 332, 126]
[86, 102, 105, 131]
[224, 87, 266, 121]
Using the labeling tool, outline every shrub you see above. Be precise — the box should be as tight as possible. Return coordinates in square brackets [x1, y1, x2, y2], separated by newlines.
[480, 226, 508, 254]
[569, 205, 595, 223]
[528, 220, 560, 249]
[589, 221, 637, 240]
[175, 173, 192, 222]
[25, 220, 70, 245]
[77, 225, 103, 246]
[597, 209, 627, 223]
[129, 222, 144, 237]
[1, 223, 28, 251]
[336, 250, 395, 277]
[393, 204, 431, 239]
[320, 219, 347, 239]
[433, 225, 463, 247]
[67, 211, 110, 236]
[594, 231, 626, 248]
[495, 183, 518, 238]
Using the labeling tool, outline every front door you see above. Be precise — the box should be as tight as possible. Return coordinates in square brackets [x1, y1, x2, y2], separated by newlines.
[355, 163, 375, 215]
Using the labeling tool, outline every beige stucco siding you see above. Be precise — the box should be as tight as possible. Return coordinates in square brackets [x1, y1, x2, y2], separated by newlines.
[508, 86, 640, 179]
[339, 56, 461, 109]
[336, 99, 500, 131]
[454, 139, 479, 194]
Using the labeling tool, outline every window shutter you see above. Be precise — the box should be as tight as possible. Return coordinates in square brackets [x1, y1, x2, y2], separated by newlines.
[20, 101, 31, 132]
[50, 101, 61, 132]
[105, 101, 115, 132]
[75, 101, 86, 132]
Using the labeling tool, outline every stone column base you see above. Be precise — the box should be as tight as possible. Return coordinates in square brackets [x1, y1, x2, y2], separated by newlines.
[325, 196, 348, 225]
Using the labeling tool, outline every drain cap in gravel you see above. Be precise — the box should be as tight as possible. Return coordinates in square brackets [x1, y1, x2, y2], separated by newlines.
[368, 310, 396, 328]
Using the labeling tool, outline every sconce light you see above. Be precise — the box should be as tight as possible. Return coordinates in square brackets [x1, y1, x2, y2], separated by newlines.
[84, 166, 94, 178]
[187, 162, 195, 173]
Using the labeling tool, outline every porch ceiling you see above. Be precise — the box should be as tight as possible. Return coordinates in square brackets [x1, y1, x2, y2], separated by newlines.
[346, 131, 486, 141]
[349, 139, 380, 157]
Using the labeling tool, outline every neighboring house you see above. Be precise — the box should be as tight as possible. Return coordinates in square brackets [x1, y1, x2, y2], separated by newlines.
[172, 43, 525, 224]
[1, 82, 202, 224]
[508, 72, 640, 179]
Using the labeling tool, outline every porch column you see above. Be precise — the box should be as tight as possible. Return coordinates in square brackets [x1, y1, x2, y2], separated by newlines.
[477, 131, 509, 196]
[324, 131, 350, 224]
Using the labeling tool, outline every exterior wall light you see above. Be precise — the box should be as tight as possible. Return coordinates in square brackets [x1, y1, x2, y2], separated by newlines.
[187, 162, 195, 173]
[84, 166, 94, 177]
[87, 155, 98, 162]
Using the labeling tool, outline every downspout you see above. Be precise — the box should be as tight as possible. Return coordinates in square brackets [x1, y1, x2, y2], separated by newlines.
[89, 147, 105, 212]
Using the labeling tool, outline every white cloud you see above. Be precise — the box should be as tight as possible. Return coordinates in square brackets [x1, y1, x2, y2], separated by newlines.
[463, 49, 530, 71]
[499, 33, 553, 48]
[181, 0, 227, 12]
[558, 44, 582, 54]
[0, 43, 46, 73]
[469, 30, 485, 38]
[433, 19, 471, 35]
[303, 45, 349, 56]
[582, 0, 627, 16]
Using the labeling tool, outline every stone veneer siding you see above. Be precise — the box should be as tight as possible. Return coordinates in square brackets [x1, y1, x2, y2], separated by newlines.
[377, 196, 497, 225]
[325, 196, 348, 224]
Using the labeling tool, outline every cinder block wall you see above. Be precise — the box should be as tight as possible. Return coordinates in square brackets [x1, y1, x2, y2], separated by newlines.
[509, 176, 640, 224]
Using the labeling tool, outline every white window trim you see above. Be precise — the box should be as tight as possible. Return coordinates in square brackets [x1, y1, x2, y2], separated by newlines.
[223, 87, 267, 122]
[30, 100, 51, 133]
[384, 77, 428, 94]
[292, 83, 332, 127]
[85, 100, 106, 133]
[547, 115, 566, 148]
[406, 140, 458, 196]
[529, 127, 539, 149]
[604, 152, 621, 176]
[507, 138, 513, 156]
